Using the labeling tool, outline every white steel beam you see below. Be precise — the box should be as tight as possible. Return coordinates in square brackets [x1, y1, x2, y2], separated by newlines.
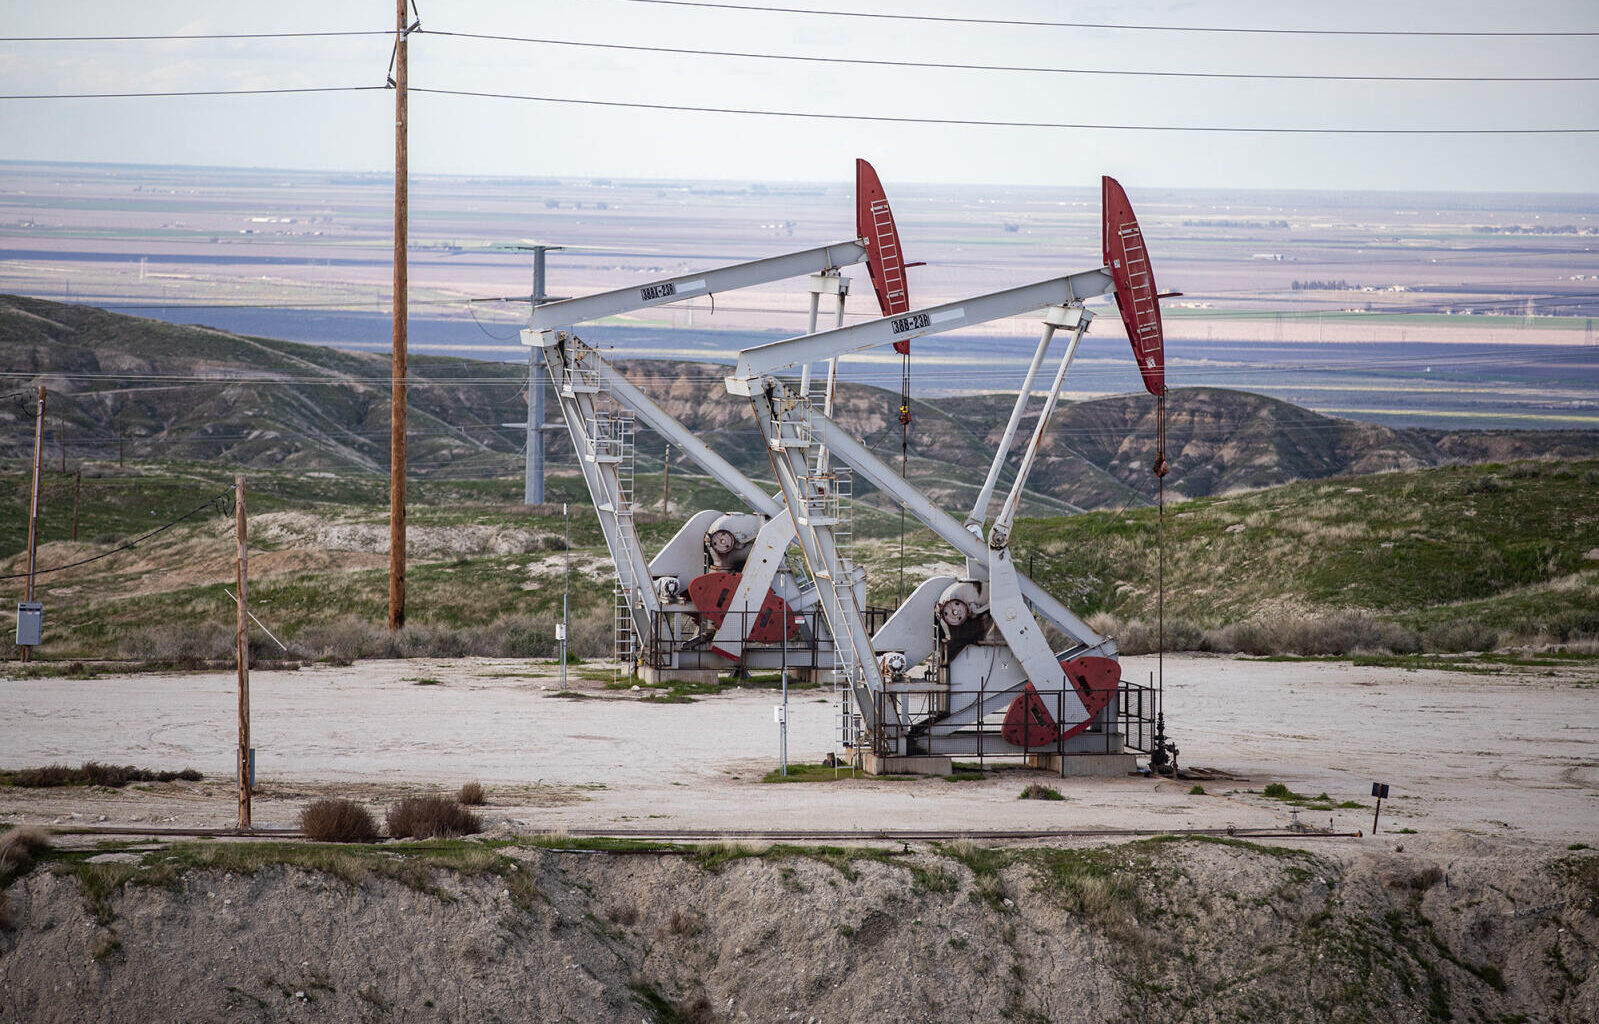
[591, 358, 783, 518]
[729, 268, 1113, 389]
[529, 240, 869, 331]
[788, 400, 1110, 654]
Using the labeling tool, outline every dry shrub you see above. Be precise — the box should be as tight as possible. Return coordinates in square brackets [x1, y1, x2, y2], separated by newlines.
[300, 798, 380, 843]
[676, 995, 714, 1024]
[669, 909, 705, 936]
[1423, 618, 1500, 653]
[1088, 613, 1203, 655]
[1388, 863, 1444, 891]
[1203, 611, 1420, 656]
[1, 826, 51, 879]
[1018, 784, 1065, 801]
[288, 615, 385, 664]
[605, 902, 639, 927]
[386, 796, 482, 839]
[117, 622, 236, 665]
[458, 781, 486, 806]
[2, 825, 51, 928]
[287, 613, 601, 662]
[6, 763, 201, 788]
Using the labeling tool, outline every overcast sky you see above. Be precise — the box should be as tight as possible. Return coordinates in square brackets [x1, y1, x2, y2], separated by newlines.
[2, 0, 1596, 194]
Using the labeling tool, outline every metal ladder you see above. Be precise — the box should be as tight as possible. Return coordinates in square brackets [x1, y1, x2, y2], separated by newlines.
[869, 199, 907, 311]
[593, 407, 639, 666]
[755, 387, 888, 751]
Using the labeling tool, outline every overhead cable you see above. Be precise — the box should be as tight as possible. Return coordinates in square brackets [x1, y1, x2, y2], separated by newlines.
[428, 30, 1599, 83]
[0, 486, 235, 581]
[0, 30, 390, 42]
[411, 87, 1599, 134]
[0, 85, 388, 100]
[603, 1, 1599, 37]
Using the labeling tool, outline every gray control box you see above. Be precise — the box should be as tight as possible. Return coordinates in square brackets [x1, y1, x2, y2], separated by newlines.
[16, 602, 42, 647]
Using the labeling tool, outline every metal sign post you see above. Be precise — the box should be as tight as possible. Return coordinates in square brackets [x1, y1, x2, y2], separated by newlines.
[1371, 782, 1390, 834]
[561, 502, 570, 692]
[779, 619, 790, 777]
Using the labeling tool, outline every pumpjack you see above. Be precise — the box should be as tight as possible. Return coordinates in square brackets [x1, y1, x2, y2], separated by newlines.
[726, 177, 1170, 770]
[523, 161, 917, 680]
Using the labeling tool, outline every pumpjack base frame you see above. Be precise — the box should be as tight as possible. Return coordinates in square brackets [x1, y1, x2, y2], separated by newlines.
[1026, 752, 1141, 778]
[637, 666, 723, 686]
[861, 753, 953, 777]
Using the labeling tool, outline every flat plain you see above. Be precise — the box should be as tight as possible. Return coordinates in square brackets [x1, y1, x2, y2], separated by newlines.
[3, 160, 1597, 427]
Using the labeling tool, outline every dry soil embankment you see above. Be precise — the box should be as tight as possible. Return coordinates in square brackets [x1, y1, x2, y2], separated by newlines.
[3, 835, 1596, 1023]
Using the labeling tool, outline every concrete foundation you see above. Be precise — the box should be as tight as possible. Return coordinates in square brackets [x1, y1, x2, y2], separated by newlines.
[1026, 752, 1141, 778]
[638, 665, 722, 686]
[862, 753, 953, 777]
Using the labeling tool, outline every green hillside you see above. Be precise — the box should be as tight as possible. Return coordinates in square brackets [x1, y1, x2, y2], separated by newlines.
[2, 456, 1595, 665]
[1010, 458, 1599, 654]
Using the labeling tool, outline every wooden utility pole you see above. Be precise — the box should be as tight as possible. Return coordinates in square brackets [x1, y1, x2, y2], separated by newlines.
[389, 0, 409, 630]
[235, 476, 251, 829]
[21, 387, 45, 665]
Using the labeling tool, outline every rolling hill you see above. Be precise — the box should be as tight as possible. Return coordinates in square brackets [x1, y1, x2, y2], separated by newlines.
[6, 293, 1596, 517]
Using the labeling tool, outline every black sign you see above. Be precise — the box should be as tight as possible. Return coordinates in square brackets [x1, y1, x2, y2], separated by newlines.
[1371, 782, 1390, 799]
[890, 312, 931, 335]
[640, 282, 677, 302]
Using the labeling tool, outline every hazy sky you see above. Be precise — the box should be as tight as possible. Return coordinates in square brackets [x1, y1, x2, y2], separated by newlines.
[2, 0, 1596, 193]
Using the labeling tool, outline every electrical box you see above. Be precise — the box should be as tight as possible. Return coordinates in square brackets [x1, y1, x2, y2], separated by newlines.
[15, 602, 42, 647]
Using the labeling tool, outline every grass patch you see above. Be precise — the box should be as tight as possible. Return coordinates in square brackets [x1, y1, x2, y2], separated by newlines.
[761, 762, 869, 784]
[910, 864, 960, 894]
[689, 841, 893, 879]
[1019, 784, 1065, 801]
[45, 838, 549, 920]
[1260, 783, 1354, 810]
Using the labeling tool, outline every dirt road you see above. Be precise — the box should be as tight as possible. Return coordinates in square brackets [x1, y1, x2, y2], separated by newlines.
[1, 654, 1594, 842]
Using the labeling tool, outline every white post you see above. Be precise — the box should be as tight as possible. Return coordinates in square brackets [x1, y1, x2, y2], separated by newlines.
[561, 502, 570, 691]
[965, 320, 1058, 535]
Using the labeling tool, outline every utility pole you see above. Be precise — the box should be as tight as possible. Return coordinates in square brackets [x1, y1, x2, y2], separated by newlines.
[235, 476, 251, 829]
[388, 0, 409, 630]
[20, 387, 45, 665]
[71, 468, 81, 542]
[524, 244, 561, 505]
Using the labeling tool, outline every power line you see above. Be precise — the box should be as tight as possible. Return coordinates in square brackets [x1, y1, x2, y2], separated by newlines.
[0, 30, 391, 42]
[428, 30, 1599, 84]
[0, 85, 388, 101]
[412, 87, 1599, 134]
[603, 0, 1599, 38]
[0, 486, 233, 581]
